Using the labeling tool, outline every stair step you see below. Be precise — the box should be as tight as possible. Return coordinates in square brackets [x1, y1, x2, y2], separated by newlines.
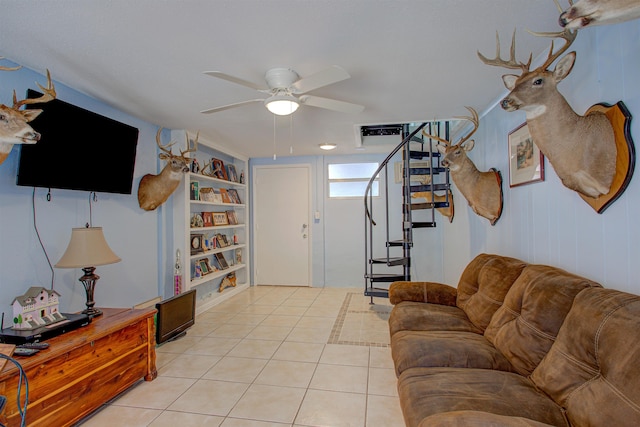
[369, 257, 408, 266]
[409, 150, 440, 159]
[409, 202, 450, 210]
[412, 221, 437, 228]
[409, 167, 447, 175]
[365, 273, 407, 283]
[410, 183, 449, 192]
[387, 240, 412, 248]
[364, 288, 389, 298]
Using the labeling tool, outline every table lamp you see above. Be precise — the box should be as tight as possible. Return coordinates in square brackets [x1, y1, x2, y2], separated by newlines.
[55, 226, 121, 318]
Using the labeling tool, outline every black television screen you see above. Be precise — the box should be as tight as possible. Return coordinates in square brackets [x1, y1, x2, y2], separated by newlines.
[156, 289, 196, 344]
[16, 89, 139, 194]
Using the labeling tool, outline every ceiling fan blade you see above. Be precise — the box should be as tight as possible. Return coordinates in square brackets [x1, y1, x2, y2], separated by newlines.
[291, 65, 351, 94]
[200, 99, 264, 114]
[299, 95, 364, 114]
[203, 71, 267, 92]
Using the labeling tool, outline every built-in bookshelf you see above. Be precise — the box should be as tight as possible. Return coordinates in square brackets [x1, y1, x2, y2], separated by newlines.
[172, 130, 249, 312]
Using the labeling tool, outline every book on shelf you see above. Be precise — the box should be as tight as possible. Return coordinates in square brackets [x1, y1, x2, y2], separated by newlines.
[202, 212, 213, 227]
[219, 188, 232, 203]
[226, 210, 238, 225]
[190, 181, 199, 201]
[227, 189, 242, 204]
[215, 252, 229, 269]
[212, 158, 228, 180]
[199, 187, 215, 202]
[227, 164, 238, 182]
[216, 233, 230, 247]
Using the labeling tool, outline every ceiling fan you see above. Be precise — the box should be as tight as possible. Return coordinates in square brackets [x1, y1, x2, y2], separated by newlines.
[200, 65, 365, 116]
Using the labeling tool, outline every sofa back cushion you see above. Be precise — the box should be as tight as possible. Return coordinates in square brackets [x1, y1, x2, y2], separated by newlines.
[456, 254, 527, 331]
[484, 264, 601, 375]
[530, 288, 640, 427]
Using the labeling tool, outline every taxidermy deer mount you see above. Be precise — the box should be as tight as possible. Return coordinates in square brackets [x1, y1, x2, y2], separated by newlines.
[411, 189, 455, 223]
[477, 27, 620, 200]
[0, 60, 56, 166]
[558, 0, 640, 29]
[138, 128, 198, 211]
[424, 107, 503, 226]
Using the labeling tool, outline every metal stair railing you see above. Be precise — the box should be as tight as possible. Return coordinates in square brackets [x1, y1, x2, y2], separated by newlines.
[364, 123, 427, 301]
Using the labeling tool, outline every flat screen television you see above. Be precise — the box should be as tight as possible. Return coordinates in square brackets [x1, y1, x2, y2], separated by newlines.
[16, 89, 139, 194]
[155, 289, 196, 344]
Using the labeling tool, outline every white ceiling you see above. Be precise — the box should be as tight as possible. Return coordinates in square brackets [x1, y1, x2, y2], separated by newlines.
[0, 1, 565, 158]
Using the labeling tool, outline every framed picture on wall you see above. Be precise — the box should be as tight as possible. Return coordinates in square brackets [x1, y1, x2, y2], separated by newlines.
[508, 123, 545, 187]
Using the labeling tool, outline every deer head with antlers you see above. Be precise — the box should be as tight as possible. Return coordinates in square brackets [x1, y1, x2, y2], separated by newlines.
[0, 63, 56, 166]
[478, 28, 616, 199]
[138, 128, 198, 211]
[558, 0, 640, 29]
[424, 107, 503, 225]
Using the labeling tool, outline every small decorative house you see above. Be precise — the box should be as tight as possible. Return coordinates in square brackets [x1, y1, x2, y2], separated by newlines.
[11, 287, 67, 330]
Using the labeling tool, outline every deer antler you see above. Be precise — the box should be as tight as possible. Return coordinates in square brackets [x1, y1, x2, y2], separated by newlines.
[0, 57, 21, 72]
[528, 28, 578, 71]
[422, 126, 451, 147]
[455, 107, 479, 146]
[422, 107, 479, 147]
[477, 30, 532, 73]
[180, 131, 198, 159]
[155, 127, 178, 156]
[12, 69, 56, 110]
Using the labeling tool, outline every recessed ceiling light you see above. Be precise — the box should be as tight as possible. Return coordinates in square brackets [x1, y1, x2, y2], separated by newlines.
[319, 143, 337, 150]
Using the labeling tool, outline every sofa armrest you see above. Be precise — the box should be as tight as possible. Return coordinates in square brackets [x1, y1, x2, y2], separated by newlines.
[389, 281, 457, 306]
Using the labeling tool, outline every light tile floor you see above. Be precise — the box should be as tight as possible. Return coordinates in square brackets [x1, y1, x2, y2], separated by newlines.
[77, 286, 404, 427]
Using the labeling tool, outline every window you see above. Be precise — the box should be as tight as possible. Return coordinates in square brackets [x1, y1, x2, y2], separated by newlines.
[328, 162, 379, 198]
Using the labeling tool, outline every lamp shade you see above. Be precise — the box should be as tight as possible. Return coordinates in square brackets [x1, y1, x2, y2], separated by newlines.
[265, 95, 299, 116]
[55, 227, 121, 268]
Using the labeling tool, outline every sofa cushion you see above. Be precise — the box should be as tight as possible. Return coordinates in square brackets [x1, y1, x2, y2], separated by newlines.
[456, 254, 527, 331]
[391, 330, 514, 376]
[530, 288, 640, 427]
[484, 264, 601, 376]
[397, 367, 568, 427]
[389, 281, 457, 305]
[389, 301, 482, 337]
[419, 411, 557, 427]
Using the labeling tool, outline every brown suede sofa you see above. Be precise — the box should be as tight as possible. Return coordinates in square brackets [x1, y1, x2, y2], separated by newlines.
[388, 253, 640, 427]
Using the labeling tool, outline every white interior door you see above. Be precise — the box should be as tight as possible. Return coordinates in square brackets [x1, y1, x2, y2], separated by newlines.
[253, 165, 311, 286]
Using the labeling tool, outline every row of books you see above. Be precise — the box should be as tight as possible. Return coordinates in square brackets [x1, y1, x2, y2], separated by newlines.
[191, 210, 239, 228]
[190, 182, 242, 204]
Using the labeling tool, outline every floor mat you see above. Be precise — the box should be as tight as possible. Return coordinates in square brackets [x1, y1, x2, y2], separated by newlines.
[328, 292, 392, 347]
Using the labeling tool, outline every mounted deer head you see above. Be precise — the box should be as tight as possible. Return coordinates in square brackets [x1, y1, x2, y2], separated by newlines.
[0, 66, 56, 165]
[478, 28, 616, 198]
[424, 107, 503, 225]
[558, 0, 640, 28]
[138, 128, 198, 211]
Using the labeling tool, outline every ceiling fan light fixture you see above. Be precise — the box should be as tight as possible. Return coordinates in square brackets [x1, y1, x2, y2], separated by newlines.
[265, 95, 299, 116]
[319, 143, 337, 150]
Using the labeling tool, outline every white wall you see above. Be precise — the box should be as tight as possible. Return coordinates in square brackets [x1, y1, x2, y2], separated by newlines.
[249, 150, 446, 288]
[0, 62, 164, 315]
[437, 20, 640, 295]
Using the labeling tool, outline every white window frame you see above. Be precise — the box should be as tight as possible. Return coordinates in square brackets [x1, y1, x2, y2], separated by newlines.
[328, 162, 380, 199]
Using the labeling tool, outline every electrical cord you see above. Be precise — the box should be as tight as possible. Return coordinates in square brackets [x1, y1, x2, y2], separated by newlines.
[32, 187, 55, 290]
[0, 354, 29, 427]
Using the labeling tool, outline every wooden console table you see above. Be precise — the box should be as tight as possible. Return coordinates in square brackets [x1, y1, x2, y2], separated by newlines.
[0, 307, 157, 427]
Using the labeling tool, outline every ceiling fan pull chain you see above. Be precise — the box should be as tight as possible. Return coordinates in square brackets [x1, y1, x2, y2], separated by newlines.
[289, 114, 294, 154]
[273, 113, 277, 160]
